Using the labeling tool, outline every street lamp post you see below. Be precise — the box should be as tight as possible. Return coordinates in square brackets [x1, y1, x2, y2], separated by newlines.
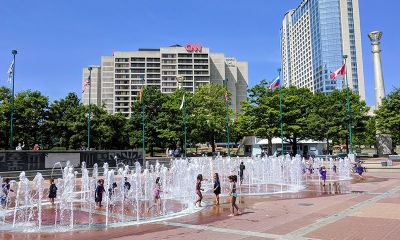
[9, 50, 17, 149]
[343, 55, 353, 154]
[140, 77, 145, 162]
[224, 78, 231, 158]
[176, 75, 187, 158]
[278, 68, 284, 157]
[87, 67, 92, 150]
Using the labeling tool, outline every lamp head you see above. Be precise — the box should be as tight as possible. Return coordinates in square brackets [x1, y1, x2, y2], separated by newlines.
[12, 50, 17, 55]
[88, 67, 93, 71]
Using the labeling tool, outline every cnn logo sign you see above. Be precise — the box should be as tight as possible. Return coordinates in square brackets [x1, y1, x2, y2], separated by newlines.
[185, 43, 202, 53]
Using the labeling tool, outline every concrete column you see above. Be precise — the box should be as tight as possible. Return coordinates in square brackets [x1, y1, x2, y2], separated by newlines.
[368, 31, 385, 107]
[368, 31, 392, 156]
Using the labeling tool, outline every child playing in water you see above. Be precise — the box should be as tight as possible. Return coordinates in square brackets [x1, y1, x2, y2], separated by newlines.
[123, 177, 131, 199]
[95, 179, 105, 208]
[194, 174, 204, 207]
[108, 182, 117, 200]
[48, 178, 57, 205]
[308, 164, 314, 175]
[228, 175, 241, 216]
[320, 166, 327, 186]
[213, 173, 221, 205]
[148, 177, 162, 214]
[1, 178, 13, 207]
[357, 162, 364, 179]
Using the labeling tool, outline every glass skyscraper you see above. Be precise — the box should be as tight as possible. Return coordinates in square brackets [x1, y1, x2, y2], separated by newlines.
[281, 0, 365, 99]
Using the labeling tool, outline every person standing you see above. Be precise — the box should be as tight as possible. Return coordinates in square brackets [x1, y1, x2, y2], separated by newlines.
[123, 177, 131, 199]
[15, 142, 25, 151]
[239, 162, 245, 185]
[95, 179, 105, 208]
[228, 175, 241, 216]
[213, 173, 221, 205]
[33, 144, 39, 151]
[148, 177, 162, 214]
[320, 166, 327, 186]
[48, 178, 57, 205]
[1, 178, 14, 207]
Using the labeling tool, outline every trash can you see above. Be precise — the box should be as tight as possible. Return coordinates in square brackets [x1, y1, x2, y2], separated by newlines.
[381, 161, 387, 167]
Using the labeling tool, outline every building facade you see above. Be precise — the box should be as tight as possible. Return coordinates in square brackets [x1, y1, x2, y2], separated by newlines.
[281, 0, 365, 99]
[82, 44, 248, 116]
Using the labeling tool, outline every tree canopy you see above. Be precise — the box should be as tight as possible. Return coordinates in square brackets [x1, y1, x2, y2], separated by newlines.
[375, 88, 400, 146]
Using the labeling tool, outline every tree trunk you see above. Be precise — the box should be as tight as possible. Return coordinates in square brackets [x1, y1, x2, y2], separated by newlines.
[326, 138, 330, 155]
[267, 137, 273, 156]
[211, 134, 216, 153]
[150, 145, 154, 157]
[292, 137, 298, 155]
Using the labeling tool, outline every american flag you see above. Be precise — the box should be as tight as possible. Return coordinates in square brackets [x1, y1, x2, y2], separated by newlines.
[82, 75, 91, 93]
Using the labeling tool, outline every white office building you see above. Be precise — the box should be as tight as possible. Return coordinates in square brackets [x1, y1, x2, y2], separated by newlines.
[82, 44, 248, 116]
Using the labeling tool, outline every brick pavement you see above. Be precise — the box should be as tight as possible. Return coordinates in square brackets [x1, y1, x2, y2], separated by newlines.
[1, 171, 400, 240]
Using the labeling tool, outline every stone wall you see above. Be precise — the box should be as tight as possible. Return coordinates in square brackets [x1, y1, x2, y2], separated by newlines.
[0, 150, 143, 172]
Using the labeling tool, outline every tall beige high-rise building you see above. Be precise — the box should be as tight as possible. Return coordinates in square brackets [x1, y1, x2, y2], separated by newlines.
[281, 0, 365, 100]
[82, 44, 248, 116]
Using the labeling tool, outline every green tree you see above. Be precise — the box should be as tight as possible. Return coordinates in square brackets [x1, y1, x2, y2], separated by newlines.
[99, 113, 130, 150]
[157, 89, 192, 151]
[305, 92, 333, 153]
[68, 104, 114, 150]
[236, 80, 280, 155]
[326, 89, 370, 153]
[129, 87, 167, 156]
[0, 86, 12, 149]
[47, 92, 81, 149]
[353, 116, 376, 149]
[190, 84, 227, 152]
[280, 87, 314, 155]
[12, 90, 50, 149]
[375, 88, 400, 146]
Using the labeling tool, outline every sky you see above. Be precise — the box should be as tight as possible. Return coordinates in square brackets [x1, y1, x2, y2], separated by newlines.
[0, 0, 399, 107]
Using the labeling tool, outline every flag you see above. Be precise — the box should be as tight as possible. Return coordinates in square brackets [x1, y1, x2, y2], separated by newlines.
[7, 60, 14, 83]
[225, 91, 229, 103]
[179, 94, 185, 110]
[269, 76, 281, 91]
[139, 86, 143, 103]
[330, 64, 346, 80]
[82, 74, 91, 93]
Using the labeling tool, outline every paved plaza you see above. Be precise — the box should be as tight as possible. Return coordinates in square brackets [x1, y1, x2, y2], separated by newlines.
[1, 168, 400, 240]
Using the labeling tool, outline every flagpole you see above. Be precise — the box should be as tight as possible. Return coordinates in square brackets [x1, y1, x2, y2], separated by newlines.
[141, 77, 145, 163]
[224, 78, 231, 158]
[183, 93, 187, 158]
[9, 50, 17, 150]
[87, 67, 92, 150]
[278, 68, 284, 157]
[176, 76, 187, 159]
[343, 55, 353, 154]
